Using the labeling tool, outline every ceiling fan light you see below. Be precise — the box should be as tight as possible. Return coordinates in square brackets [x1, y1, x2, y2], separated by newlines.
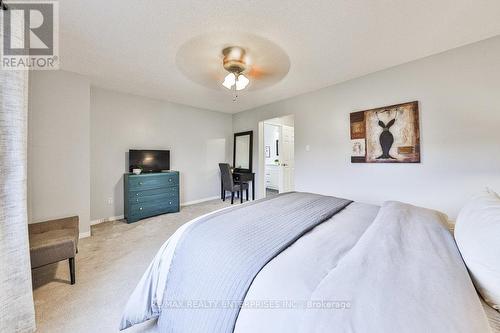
[236, 74, 249, 91]
[222, 73, 236, 89]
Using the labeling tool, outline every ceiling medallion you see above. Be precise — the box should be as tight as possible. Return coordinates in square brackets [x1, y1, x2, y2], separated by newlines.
[175, 32, 291, 102]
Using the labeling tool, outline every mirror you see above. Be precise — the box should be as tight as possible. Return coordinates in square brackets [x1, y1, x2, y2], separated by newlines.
[233, 131, 253, 172]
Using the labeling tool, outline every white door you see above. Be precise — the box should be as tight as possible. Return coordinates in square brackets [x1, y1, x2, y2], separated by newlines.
[278, 125, 295, 193]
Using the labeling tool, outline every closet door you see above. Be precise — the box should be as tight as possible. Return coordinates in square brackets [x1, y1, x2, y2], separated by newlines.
[0, 12, 36, 333]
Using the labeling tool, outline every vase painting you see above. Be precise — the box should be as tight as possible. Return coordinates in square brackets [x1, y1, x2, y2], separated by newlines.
[350, 101, 420, 163]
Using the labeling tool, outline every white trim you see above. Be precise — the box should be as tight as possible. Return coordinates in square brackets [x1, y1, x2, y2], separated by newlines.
[90, 215, 124, 226]
[181, 196, 219, 206]
[257, 121, 266, 200]
[79, 231, 91, 239]
[89, 197, 219, 228]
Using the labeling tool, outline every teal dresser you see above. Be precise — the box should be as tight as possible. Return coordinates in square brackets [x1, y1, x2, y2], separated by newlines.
[124, 171, 180, 223]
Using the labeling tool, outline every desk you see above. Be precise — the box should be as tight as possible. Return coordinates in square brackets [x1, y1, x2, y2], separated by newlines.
[221, 172, 255, 201]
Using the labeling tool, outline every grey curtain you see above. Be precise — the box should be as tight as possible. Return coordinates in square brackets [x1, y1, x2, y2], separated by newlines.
[0, 12, 36, 333]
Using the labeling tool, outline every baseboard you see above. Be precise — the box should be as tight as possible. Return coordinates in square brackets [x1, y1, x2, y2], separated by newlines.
[90, 215, 124, 226]
[88, 197, 218, 228]
[181, 196, 220, 206]
[79, 230, 91, 239]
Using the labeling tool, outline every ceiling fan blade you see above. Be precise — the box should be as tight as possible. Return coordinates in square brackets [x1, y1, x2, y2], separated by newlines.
[247, 66, 268, 79]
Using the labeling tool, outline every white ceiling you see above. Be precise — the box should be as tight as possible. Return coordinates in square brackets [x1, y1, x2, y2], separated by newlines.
[60, 0, 500, 113]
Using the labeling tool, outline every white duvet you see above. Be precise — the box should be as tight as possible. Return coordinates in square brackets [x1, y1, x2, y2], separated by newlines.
[122, 201, 492, 332]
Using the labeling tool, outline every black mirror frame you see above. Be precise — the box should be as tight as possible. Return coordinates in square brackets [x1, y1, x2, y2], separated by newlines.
[1, 0, 8, 11]
[233, 131, 253, 173]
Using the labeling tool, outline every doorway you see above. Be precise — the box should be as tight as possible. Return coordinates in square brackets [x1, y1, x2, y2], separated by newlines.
[260, 115, 295, 198]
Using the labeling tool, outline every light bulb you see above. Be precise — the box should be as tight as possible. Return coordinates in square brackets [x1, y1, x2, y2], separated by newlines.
[222, 73, 236, 89]
[235, 74, 249, 91]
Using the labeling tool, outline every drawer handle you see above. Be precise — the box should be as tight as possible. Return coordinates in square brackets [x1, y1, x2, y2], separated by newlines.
[136, 193, 139, 196]
[169, 179, 172, 182]
[136, 199, 139, 202]
[139, 182, 143, 185]
[169, 201, 172, 205]
[139, 207, 143, 210]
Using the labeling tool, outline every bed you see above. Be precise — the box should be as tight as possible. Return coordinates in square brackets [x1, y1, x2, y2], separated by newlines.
[120, 192, 498, 332]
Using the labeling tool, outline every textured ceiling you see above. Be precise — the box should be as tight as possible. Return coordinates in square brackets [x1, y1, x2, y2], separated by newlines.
[60, 0, 500, 113]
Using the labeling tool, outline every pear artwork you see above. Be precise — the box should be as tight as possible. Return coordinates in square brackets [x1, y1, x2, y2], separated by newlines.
[376, 117, 396, 160]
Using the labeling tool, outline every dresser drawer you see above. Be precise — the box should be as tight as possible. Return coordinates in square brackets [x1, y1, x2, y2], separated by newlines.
[128, 191, 177, 205]
[129, 198, 179, 220]
[128, 186, 178, 199]
[130, 197, 178, 212]
[128, 206, 178, 221]
[128, 174, 178, 191]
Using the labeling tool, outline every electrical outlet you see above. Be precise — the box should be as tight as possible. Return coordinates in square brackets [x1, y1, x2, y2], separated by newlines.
[107, 197, 113, 205]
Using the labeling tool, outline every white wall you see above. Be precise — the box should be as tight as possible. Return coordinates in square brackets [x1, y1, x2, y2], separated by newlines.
[90, 87, 233, 221]
[27, 36, 500, 227]
[28, 72, 232, 233]
[233, 36, 500, 219]
[28, 71, 91, 235]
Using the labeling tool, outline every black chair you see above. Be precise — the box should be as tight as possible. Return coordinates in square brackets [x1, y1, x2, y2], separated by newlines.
[219, 163, 249, 204]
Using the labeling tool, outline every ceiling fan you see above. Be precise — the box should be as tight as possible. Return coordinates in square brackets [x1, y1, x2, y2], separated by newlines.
[176, 33, 290, 102]
[221, 46, 251, 101]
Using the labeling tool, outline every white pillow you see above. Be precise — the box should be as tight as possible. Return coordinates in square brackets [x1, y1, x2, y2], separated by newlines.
[455, 189, 500, 310]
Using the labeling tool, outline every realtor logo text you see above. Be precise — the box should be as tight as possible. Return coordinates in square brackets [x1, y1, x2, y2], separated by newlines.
[1, 1, 59, 70]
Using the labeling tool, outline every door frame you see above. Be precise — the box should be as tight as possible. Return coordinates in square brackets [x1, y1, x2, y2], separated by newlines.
[258, 115, 294, 199]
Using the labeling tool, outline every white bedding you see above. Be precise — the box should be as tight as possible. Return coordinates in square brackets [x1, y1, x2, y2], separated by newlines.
[235, 202, 379, 332]
[122, 201, 493, 332]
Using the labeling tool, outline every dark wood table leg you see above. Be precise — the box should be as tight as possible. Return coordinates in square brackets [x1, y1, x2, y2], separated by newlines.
[69, 257, 75, 285]
[252, 179, 255, 200]
[221, 178, 223, 200]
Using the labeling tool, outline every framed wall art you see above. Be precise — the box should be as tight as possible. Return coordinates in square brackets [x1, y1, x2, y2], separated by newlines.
[350, 101, 420, 163]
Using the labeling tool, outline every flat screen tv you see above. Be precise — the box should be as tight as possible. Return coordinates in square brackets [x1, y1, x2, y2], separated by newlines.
[129, 150, 170, 173]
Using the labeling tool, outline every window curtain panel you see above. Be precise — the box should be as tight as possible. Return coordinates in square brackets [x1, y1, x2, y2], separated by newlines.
[0, 11, 36, 333]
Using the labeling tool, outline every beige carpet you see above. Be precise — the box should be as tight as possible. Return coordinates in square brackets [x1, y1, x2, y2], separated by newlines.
[32, 199, 234, 333]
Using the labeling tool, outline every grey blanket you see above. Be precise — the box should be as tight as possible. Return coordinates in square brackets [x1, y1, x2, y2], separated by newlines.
[157, 192, 352, 332]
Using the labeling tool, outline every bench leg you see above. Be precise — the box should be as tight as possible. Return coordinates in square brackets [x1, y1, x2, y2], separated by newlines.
[69, 257, 75, 285]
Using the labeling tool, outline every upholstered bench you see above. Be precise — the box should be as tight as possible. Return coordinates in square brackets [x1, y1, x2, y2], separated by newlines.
[28, 216, 79, 285]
